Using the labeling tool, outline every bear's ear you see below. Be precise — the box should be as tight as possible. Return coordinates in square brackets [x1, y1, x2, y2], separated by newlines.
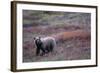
[33, 37, 36, 40]
[39, 37, 41, 39]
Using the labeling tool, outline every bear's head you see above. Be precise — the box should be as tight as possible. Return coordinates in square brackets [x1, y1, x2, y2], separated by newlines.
[34, 37, 43, 49]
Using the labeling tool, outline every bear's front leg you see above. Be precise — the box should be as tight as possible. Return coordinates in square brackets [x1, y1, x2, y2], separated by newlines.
[40, 47, 46, 56]
[36, 48, 40, 56]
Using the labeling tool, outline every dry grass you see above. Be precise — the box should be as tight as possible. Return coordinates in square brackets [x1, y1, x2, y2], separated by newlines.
[23, 27, 91, 62]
